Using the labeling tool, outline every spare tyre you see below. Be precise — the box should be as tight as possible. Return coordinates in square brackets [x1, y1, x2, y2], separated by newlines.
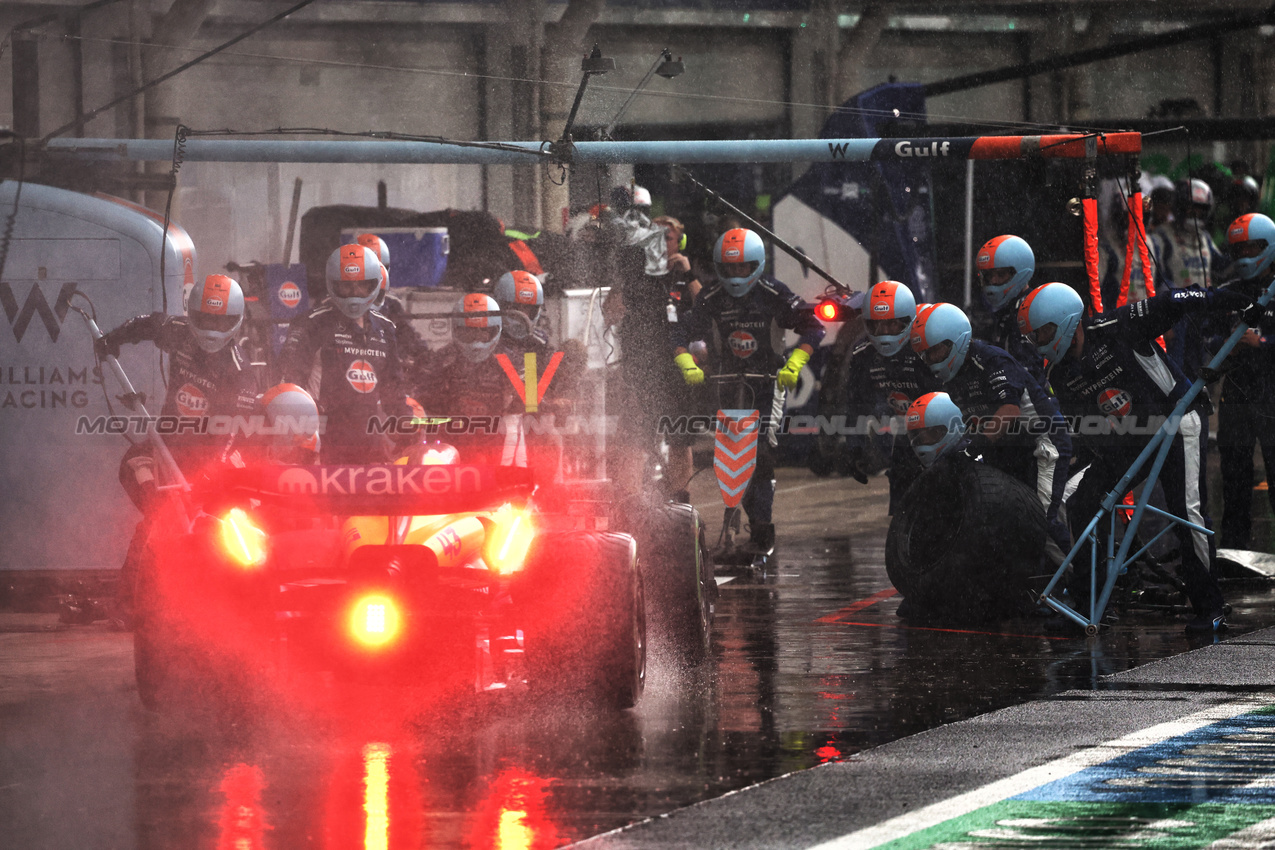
[885, 455, 1047, 621]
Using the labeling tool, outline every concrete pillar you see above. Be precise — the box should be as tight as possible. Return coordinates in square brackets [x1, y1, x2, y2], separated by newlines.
[539, 0, 604, 233]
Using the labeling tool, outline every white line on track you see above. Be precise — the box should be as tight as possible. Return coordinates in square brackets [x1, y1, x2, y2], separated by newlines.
[805, 697, 1271, 850]
[774, 479, 845, 497]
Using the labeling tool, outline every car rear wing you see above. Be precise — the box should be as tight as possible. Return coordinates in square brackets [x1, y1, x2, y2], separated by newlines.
[212, 463, 535, 515]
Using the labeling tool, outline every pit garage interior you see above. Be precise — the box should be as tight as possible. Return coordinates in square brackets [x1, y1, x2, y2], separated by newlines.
[7, 2, 1275, 849]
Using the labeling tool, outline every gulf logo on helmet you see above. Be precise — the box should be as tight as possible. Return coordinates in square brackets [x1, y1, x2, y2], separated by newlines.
[872, 302, 891, 314]
[340, 245, 367, 279]
[906, 410, 922, 428]
[515, 279, 538, 303]
[976, 235, 1013, 269]
[175, 383, 207, 416]
[1098, 388, 1132, 418]
[463, 293, 491, 327]
[728, 330, 758, 358]
[1229, 215, 1254, 244]
[346, 360, 378, 394]
[201, 275, 232, 315]
[278, 281, 302, 309]
[719, 229, 746, 261]
[888, 391, 911, 414]
[976, 251, 992, 267]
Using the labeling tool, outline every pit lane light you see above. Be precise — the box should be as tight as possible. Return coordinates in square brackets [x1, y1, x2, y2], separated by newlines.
[349, 594, 402, 648]
[218, 507, 267, 569]
[813, 290, 864, 324]
[485, 504, 536, 576]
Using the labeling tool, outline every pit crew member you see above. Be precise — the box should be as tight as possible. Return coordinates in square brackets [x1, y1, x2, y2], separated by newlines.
[1150, 180, 1226, 375]
[1213, 213, 1275, 549]
[94, 273, 261, 624]
[355, 232, 430, 375]
[1017, 281, 1258, 631]
[280, 244, 412, 463]
[975, 234, 1046, 381]
[842, 280, 937, 513]
[910, 302, 1072, 555]
[905, 391, 967, 468]
[414, 294, 526, 466]
[671, 227, 826, 557]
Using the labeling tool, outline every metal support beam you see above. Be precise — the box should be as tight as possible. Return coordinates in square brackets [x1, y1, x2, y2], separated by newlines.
[41, 132, 1142, 166]
[923, 4, 1275, 98]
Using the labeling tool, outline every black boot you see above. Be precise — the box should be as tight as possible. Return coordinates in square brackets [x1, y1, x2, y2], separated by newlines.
[748, 523, 776, 557]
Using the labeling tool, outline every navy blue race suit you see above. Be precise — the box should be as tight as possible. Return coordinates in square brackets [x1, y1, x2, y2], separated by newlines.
[1210, 272, 1275, 549]
[984, 291, 1047, 385]
[280, 304, 411, 463]
[672, 277, 826, 526]
[99, 313, 261, 622]
[945, 340, 1072, 552]
[842, 341, 939, 514]
[1048, 288, 1236, 615]
[101, 313, 259, 492]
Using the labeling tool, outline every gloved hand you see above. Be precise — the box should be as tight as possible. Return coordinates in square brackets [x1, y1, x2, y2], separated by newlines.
[94, 331, 121, 360]
[845, 446, 869, 485]
[1242, 300, 1267, 328]
[777, 347, 811, 390]
[674, 351, 704, 385]
[1208, 288, 1259, 319]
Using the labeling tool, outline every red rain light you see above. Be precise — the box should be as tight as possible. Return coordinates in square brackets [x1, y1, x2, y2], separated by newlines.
[349, 594, 402, 648]
[816, 300, 841, 322]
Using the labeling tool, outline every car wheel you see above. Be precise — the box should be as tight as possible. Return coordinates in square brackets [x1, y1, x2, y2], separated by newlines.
[885, 455, 1047, 621]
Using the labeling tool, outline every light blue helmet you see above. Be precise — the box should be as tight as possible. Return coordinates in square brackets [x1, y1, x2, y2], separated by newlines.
[453, 293, 503, 363]
[1227, 214, 1275, 281]
[975, 235, 1035, 312]
[909, 302, 971, 383]
[188, 274, 245, 353]
[493, 270, 544, 339]
[865, 280, 917, 357]
[714, 228, 766, 298]
[325, 244, 383, 320]
[906, 392, 966, 468]
[1017, 282, 1084, 366]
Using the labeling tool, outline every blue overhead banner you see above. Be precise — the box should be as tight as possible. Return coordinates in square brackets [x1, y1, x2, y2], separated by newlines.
[781, 83, 939, 302]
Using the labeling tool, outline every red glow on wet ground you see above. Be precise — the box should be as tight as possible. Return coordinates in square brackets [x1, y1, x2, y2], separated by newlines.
[321, 738, 427, 850]
[816, 587, 899, 623]
[467, 768, 560, 850]
[216, 763, 269, 850]
[813, 746, 842, 763]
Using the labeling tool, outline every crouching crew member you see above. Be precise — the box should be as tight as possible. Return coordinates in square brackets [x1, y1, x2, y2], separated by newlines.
[910, 302, 1072, 556]
[281, 244, 412, 463]
[671, 227, 826, 558]
[1017, 282, 1258, 631]
[843, 280, 938, 513]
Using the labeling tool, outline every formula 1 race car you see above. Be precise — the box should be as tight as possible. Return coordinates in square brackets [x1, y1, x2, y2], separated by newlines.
[131, 456, 652, 713]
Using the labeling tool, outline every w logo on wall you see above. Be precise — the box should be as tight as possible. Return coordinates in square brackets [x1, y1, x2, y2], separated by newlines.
[0, 283, 77, 343]
[714, 409, 759, 507]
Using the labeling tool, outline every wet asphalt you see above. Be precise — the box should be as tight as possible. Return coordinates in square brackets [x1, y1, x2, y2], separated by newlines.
[2, 468, 1275, 849]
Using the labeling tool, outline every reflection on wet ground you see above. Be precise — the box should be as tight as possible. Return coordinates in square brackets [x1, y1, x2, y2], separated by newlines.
[4, 472, 1275, 849]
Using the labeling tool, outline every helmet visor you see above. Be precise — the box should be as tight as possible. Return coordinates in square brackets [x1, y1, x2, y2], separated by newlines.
[921, 340, 953, 366]
[1027, 322, 1058, 349]
[1233, 239, 1269, 260]
[910, 424, 949, 447]
[190, 312, 240, 333]
[331, 278, 378, 299]
[456, 324, 499, 344]
[719, 260, 760, 280]
[978, 267, 1015, 289]
[865, 317, 909, 337]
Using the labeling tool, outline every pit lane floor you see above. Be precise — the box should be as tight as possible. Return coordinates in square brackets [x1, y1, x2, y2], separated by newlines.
[3, 469, 1275, 850]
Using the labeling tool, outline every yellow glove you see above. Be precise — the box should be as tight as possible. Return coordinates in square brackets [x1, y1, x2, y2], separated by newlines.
[777, 347, 811, 390]
[674, 352, 705, 385]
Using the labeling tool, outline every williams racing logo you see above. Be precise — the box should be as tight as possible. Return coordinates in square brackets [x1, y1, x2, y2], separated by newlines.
[1098, 387, 1133, 418]
[346, 360, 378, 394]
[728, 330, 758, 358]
